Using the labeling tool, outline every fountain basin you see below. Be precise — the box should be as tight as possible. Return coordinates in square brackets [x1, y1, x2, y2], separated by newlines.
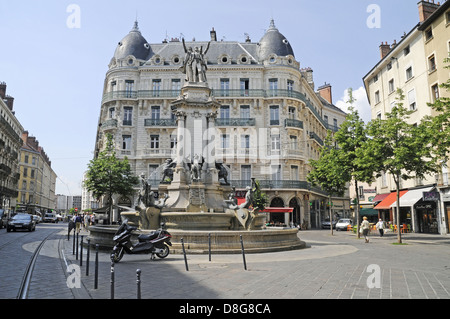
[87, 225, 305, 254]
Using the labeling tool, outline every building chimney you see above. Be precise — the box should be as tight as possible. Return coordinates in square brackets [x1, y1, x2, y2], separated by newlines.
[5, 96, 14, 111]
[380, 42, 391, 60]
[0, 82, 6, 100]
[418, 0, 440, 23]
[210, 28, 217, 41]
[318, 83, 332, 104]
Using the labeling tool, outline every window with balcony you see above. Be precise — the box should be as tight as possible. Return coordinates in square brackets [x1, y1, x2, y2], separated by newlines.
[269, 78, 278, 96]
[125, 80, 134, 98]
[271, 165, 281, 181]
[270, 105, 279, 125]
[220, 105, 230, 119]
[241, 165, 251, 181]
[152, 79, 161, 96]
[240, 105, 250, 119]
[287, 80, 294, 92]
[240, 78, 249, 96]
[288, 106, 296, 119]
[291, 165, 299, 181]
[151, 106, 160, 120]
[171, 79, 181, 96]
[220, 79, 230, 96]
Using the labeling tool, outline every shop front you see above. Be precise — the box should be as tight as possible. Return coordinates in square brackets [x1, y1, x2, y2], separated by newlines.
[415, 201, 438, 234]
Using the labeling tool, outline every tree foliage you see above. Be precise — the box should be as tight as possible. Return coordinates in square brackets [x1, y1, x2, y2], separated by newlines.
[84, 134, 139, 214]
[365, 89, 440, 243]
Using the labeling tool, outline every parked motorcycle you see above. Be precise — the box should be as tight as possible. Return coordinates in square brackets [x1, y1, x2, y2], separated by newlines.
[111, 220, 172, 263]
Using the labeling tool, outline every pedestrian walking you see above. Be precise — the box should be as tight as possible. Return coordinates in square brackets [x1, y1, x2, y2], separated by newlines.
[75, 213, 82, 233]
[360, 216, 370, 243]
[376, 219, 385, 237]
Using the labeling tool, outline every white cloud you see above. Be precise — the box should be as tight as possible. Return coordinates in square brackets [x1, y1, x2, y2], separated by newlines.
[335, 87, 372, 124]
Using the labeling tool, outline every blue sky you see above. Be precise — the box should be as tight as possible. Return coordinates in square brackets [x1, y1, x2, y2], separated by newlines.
[0, 0, 421, 195]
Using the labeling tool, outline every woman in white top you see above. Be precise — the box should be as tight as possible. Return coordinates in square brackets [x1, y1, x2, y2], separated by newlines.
[376, 219, 385, 237]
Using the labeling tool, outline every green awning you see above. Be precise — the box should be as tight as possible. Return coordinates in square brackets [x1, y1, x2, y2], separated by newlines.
[359, 208, 379, 216]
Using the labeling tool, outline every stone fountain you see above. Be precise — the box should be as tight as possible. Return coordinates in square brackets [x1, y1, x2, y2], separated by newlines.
[88, 40, 304, 253]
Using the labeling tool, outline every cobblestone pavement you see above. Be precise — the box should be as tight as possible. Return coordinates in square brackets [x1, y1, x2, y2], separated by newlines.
[57, 227, 450, 301]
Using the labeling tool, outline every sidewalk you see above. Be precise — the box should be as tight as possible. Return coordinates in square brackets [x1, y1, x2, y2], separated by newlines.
[60, 228, 450, 300]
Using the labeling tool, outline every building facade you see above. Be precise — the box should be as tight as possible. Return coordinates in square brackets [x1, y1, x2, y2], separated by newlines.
[363, 0, 450, 234]
[16, 131, 57, 215]
[0, 82, 23, 217]
[93, 20, 348, 228]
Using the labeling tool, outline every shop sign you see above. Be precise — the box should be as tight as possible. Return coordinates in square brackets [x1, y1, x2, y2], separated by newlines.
[416, 203, 434, 210]
[422, 191, 439, 202]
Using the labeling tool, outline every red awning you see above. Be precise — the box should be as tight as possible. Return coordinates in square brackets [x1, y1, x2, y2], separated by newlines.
[262, 207, 294, 213]
[374, 191, 408, 210]
[372, 193, 390, 203]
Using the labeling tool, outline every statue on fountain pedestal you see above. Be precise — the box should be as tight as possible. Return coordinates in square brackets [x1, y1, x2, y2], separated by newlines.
[134, 173, 170, 229]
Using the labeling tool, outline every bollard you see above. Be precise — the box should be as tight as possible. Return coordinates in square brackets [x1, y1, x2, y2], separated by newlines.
[94, 244, 99, 289]
[136, 269, 141, 299]
[76, 233, 79, 260]
[80, 235, 83, 267]
[208, 233, 211, 262]
[72, 229, 75, 255]
[240, 235, 247, 271]
[86, 239, 90, 276]
[110, 256, 115, 299]
[181, 238, 189, 271]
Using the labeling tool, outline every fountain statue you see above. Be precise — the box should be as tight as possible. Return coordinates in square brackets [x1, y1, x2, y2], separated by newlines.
[88, 37, 305, 253]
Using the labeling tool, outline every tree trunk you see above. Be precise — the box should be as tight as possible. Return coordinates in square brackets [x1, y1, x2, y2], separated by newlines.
[329, 195, 333, 236]
[396, 177, 402, 244]
[355, 180, 360, 238]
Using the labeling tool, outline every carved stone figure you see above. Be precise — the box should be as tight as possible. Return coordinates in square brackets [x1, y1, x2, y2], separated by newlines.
[215, 162, 229, 184]
[182, 38, 210, 83]
[185, 154, 204, 182]
[160, 158, 176, 183]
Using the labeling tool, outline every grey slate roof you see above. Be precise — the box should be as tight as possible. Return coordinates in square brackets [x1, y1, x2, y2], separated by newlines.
[114, 21, 152, 61]
[113, 20, 295, 65]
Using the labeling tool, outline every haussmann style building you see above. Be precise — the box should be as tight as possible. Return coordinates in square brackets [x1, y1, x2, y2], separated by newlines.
[93, 20, 349, 228]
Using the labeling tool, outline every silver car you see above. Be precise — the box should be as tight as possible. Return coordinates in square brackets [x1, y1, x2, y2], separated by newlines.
[336, 218, 353, 231]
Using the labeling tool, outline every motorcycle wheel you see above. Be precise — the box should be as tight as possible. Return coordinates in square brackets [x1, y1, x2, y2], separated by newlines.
[156, 244, 170, 259]
[111, 247, 124, 263]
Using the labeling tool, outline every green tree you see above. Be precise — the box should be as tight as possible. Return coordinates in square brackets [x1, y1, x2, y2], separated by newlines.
[366, 89, 439, 243]
[422, 58, 450, 164]
[334, 88, 377, 237]
[308, 132, 350, 235]
[84, 134, 139, 223]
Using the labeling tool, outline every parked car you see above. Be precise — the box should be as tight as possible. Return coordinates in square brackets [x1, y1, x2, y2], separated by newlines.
[32, 215, 41, 224]
[321, 219, 337, 229]
[0, 209, 8, 229]
[336, 218, 353, 231]
[43, 212, 58, 223]
[7, 214, 36, 232]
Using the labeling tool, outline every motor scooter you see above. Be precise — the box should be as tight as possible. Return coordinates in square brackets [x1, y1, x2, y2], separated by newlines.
[111, 220, 172, 263]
